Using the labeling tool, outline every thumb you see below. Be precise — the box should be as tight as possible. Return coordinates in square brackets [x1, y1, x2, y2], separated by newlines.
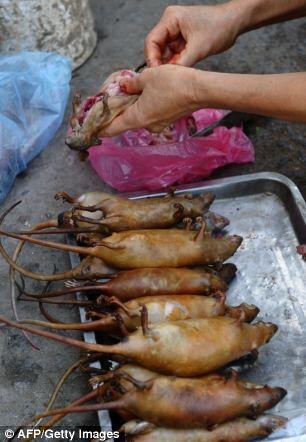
[171, 39, 202, 67]
[101, 103, 141, 137]
[120, 75, 143, 95]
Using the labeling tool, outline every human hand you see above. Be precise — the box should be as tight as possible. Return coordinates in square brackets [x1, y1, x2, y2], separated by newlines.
[101, 64, 199, 136]
[145, 3, 243, 67]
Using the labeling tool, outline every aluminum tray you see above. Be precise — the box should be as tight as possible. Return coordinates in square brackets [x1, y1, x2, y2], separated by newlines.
[69, 172, 306, 441]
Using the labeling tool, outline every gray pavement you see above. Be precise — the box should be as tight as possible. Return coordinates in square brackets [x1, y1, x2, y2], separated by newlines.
[0, 0, 305, 432]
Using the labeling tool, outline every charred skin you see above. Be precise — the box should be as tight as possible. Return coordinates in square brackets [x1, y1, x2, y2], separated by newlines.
[221, 351, 259, 374]
[56, 190, 214, 217]
[2, 229, 242, 269]
[0, 239, 116, 282]
[70, 256, 116, 279]
[192, 210, 229, 232]
[122, 415, 287, 442]
[65, 95, 138, 151]
[70, 199, 185, 232]
[225, 303, 260, 323]
[22, 295, 259, 334]
[94, 365, 159, 422]
[0, 199, 234, 279]
[151, 191, 215, 219]
[0, 203, 116, 282]
[97, 267, 228, 301]
[214, 263, 237, 284]
[56, 191, 215, 232]
[60, 208, 228, 235]
[0, 316, 278, 377]
[120, 294, 228, 327]
[65, 70, 139, 151]
[84, 230, 243, 268]
[107, 317, 278, 376]
[166, 192, 215, 218]
[76, 232, 106, 246]
[38, 366, 286, 428]
[97, 365, 286, 429]
[200, 210, 229, 232]
[22, 294, 228, 333]
[99, 370, 286, 428]
[119, 297, 259, 330]
[16, 263, 236, 300]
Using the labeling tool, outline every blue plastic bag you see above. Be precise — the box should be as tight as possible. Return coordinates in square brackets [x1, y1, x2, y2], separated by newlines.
[0, 51, 71, 203]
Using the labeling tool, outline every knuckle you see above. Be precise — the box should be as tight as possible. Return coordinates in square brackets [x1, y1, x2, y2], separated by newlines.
[164, 5, 178, 15]
[144, 33, 153, 45]
[164, 5, 183, 19]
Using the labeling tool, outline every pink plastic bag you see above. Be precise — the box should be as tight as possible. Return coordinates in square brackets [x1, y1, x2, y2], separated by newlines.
[88, 109, 254, 192]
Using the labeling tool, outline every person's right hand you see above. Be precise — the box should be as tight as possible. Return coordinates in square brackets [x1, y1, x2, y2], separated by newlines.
[145, 3, 244, 67]
[101, 64, 200, 136]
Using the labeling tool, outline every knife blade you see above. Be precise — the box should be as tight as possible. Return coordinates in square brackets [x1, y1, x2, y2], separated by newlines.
[191, 111, 253, 138]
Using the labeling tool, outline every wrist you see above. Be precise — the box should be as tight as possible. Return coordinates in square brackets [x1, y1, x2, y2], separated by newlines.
[180, 67, 204, 110]
[190, 69, 217, 109]
[190, 69, 247, 110]
[224, 0, 261, 35]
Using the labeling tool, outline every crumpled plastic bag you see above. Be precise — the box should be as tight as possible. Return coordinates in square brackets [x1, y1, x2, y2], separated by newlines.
[0, 51, 71, 203]
[89, 108, 254, 192]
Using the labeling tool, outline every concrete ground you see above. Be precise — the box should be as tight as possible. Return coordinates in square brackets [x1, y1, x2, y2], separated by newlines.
[0, 0, 305, 436]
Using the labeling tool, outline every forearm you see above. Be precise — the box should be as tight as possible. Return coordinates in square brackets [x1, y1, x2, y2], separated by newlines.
[228, 0, 306, 34]
[193, 70, 306, 122]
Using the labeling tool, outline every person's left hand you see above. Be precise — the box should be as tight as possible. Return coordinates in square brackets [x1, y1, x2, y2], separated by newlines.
[101, 64, 199, 136]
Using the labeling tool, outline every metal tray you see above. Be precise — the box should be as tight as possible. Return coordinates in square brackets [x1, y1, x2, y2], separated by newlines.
[69, 172, 306, 441]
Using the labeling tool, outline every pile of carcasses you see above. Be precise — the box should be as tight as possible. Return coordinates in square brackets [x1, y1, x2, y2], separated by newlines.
[0, 190, 287, 441]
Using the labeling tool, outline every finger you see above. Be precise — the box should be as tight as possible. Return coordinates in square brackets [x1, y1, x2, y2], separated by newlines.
[161, 45, 175, 64]
[165, 37, 186, 64]
[145, 23, 168, 67]
[168, 35, 185, 53]
[101, 105, 142, 137]
[120, 75, 143, 95]
[145, 18, 181, 67]
[171, 39, 200, 67]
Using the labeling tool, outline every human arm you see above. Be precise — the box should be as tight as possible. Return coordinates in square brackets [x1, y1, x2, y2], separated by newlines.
[240, 0, 306, 31]
[101, 65, 306, 136]
[193, 69, 306, 123]
[145, 1, 306, 67]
